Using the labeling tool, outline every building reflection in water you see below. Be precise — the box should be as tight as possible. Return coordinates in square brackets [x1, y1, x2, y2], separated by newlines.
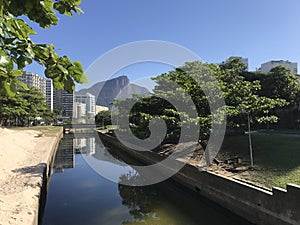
[53, 136, 96, 173]
[74, 137, 96, 155]
[53, 137, 75, 173]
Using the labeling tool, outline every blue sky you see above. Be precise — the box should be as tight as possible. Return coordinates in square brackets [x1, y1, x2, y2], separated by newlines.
[26, 0, 300, 90]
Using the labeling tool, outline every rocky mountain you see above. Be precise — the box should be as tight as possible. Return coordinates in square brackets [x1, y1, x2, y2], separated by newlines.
[76, 76, 150, 107]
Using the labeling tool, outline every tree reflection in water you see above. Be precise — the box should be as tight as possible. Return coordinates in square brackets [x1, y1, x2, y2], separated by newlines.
[117, 170, 255, 225]
[118, 171, 161, 225]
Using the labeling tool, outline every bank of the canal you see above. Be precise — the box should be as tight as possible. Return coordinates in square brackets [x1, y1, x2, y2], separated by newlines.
[98, 132, 300, 225]
[0, 127, 63, 225]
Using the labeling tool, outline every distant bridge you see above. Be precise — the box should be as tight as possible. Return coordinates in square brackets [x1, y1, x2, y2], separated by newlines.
[62, 124, 96, 134]
[62, 132, 98, 139]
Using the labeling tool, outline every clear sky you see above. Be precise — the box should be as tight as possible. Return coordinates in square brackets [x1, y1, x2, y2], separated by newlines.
[26, 0, 300, 90]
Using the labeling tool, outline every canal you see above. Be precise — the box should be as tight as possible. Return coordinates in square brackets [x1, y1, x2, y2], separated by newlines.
[42, 135, 254, 225]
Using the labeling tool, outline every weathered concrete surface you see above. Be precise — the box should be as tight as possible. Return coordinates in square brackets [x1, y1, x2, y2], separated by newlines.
[0, 128, 62, 225]
[98, 131, 300, 225]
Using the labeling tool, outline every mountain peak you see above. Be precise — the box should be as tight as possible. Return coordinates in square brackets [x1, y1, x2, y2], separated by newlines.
[76, 76, 149, 107]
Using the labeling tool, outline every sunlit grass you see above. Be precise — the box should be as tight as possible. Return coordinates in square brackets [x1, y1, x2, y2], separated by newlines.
[9, 126, 62, 137]
[96, 125, 118, 130]
[244, 167, 300, 189]
[221, 133, 300, 188]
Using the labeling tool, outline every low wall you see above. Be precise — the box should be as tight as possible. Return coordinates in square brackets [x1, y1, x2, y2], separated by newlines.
[98, 132, 300, 225]
[36, 128, 63, 225]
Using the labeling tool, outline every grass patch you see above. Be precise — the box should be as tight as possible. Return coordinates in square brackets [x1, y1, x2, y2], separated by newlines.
[221, 133, 300, 188]
[9, 126, 62, 137]
[96, 125, 118, 130]
[240, 167, 300, 189]
[263, 129, 300, 135]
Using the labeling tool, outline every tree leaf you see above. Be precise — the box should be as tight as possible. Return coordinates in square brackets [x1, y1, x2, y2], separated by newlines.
[15, 79, 29, 90]
[57, 64, 69, 75]
[3, 82, 15, 97]
[17, 56, 32, 69]
[11, 70, 22, 77]
[79, 74, 89, 84]
[0, 0, 85, 96]
[0, 56, 9, 67]
[64, 76, 75, 92]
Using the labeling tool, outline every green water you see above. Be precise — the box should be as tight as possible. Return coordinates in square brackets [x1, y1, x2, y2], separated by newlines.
[42, 135, 254, 225]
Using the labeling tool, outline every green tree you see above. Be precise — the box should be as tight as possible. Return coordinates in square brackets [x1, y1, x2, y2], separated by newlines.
[95, 110, 112, 128]
[218, 60, 287, 130]
[19, 87, 50, 125]
[0, 93, 28, 126]
[241, 66, 300, 129]
[0, 0, 88, 97]
[40, 107, 55, 125]
[0, 87, 53, 126]
[267, 66, 300, 104]
[114, 60, 287, 146]
[219, 57, 248, 75]
[242, 66, 300, 105]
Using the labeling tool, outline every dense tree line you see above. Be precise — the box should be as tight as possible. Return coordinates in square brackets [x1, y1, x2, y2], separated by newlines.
[95, 110, 112, 128]
[242, 66, 300, 104]
[113, 58, 299, 145]
[0, 87, 54, 126]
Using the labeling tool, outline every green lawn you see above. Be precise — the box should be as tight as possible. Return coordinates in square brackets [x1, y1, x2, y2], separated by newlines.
[261, 129, 300, 135]
[9, 126, 62, 137]
[96, 125, 118, 130]
[221, 133, 300, 189]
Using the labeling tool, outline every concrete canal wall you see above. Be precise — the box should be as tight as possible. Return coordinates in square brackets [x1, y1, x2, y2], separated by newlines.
[98, 132, 300, 225]
[37, 129, 63, 225]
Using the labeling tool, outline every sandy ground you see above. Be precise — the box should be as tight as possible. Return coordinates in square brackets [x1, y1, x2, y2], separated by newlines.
[0, 128, 61, 225]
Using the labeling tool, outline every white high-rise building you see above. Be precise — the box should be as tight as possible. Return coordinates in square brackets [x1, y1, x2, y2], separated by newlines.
[17, 72, 46, 97]
[75, 93, 96, 120]
[259, 60, 298, 74]
[73, 102, 86, 119]
[46, 80, 53, 111]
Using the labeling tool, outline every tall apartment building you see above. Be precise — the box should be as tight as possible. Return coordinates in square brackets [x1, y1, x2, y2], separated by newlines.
[18, 72, 57, 112]
[75, 93, 96, 120]
[17, 72, 46, 97]
[226, 56, 249, 71]
[259, 60, 298, 74]
[46, 80, 54, 111]
[54, 89, 74, 119]
[73, 102, 86, 119]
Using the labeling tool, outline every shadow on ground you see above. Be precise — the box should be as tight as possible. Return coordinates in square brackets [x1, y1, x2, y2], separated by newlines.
[12, 163, 46, 177]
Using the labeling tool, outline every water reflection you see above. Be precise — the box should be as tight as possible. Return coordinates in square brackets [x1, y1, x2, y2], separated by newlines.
[75, 137, 96, 155]
[43, 135, 253, 225]
[119, 173, 161, 225]
[53, 136, 96, 173]
[118, 172, 254, 225]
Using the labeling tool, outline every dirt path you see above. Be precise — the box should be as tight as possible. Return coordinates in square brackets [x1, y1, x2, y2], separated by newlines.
[0, 128, 62, 225]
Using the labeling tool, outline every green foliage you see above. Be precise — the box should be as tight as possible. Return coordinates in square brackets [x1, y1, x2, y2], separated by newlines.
[0, 0, 88, 96]
[114, 59, 288, 144]
[0, 87, 54, 126]
[219, 57, 248, 74]
[95, 110, 112, 128]
[217, 61, 288, 129]
[243, 66, 300, 105]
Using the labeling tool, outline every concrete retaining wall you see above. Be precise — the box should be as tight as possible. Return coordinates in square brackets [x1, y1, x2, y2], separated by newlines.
[36, 128, 63, 225]
[98, 132, 300, 225]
